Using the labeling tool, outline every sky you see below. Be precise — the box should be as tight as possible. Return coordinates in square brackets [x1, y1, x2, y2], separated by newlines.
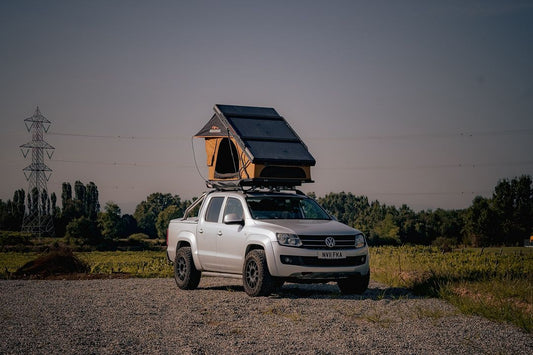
[1, 0, 532, 214]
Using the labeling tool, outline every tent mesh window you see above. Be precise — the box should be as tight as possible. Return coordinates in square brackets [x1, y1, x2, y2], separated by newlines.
[214, 138, 240, 179]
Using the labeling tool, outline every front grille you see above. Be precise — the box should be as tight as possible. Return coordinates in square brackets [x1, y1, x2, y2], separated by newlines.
[280, 255, 366, 267]
[299, 235, 356, 249]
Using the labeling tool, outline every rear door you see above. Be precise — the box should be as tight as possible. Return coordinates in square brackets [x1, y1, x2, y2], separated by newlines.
[196, 195, 224, 270]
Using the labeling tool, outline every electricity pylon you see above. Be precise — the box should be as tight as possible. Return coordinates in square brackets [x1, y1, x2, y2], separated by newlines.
[20, 106, 55, 236]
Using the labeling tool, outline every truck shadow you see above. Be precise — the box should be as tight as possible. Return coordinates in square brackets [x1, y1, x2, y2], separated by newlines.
[201, 281, 417, 300]
[275, 283, 416, 300]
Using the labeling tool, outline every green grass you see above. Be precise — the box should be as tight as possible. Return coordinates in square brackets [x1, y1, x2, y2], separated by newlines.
[0, 250, 173, 279]
[370, 246, 533, 332]
[80, 251, 173, 277]
[440, 278, 532, 332]
[0, 252, 39, 276]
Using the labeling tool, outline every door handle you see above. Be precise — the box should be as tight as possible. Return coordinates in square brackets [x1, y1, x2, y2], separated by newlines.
[217, 230, 222, 236]
[198, 228, 204, 234]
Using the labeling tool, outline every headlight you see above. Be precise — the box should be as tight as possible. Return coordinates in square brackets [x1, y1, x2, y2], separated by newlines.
[355, 233, 366, 248]
[277, 233, 302, 247]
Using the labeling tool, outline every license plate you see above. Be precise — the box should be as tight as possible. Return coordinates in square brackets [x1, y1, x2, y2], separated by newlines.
[318, 251, 345, 259]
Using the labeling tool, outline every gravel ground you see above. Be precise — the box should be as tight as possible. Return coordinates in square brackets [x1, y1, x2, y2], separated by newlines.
[0, 277, 531, 354]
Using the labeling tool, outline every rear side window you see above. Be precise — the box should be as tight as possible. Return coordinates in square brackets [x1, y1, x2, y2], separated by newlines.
[205, 197, 224, 222]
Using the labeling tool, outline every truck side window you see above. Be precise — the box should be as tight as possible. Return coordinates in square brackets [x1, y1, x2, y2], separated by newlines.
[205, 197, 224, 222]
[224, 197, 244, 220]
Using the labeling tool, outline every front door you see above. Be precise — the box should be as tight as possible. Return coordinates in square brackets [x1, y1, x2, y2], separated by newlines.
[217, 197, 247, 273]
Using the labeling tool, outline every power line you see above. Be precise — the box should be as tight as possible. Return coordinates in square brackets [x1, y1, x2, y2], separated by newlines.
[45, 127, 533, 142]
[48, 131, 188, 140]
[316, 160, 533, 171]
[50, 158, 195, 169]
[42, 157, 533, 171]
[306, 128, 533, 141]
[43, 179, 490, 198]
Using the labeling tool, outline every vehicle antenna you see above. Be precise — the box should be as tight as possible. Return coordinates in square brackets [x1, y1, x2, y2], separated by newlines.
[191, 136, 208, 184]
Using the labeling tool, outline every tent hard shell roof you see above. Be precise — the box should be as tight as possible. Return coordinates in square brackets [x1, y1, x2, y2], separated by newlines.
[195, 104, 316, 166]
[194, 104, 316, 188]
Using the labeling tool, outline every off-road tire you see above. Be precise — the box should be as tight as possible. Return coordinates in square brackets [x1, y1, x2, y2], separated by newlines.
[174, 247, 201, 290]
[337, 272, 370, 295]
[242, 249, 275, 297]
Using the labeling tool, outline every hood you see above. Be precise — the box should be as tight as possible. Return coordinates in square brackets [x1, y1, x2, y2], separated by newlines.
[252, 219, 360, 236]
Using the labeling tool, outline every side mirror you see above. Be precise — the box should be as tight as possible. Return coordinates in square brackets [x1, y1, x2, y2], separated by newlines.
[223, 213, 244, 225]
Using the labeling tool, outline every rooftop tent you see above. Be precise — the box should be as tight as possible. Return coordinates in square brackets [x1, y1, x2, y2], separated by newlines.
[194, 104, 316, 187]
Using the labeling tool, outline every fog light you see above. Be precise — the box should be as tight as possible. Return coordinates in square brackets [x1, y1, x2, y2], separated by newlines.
[281, 256, 297, 265]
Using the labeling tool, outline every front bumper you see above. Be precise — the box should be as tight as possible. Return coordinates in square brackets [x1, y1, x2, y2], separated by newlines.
[270, 244, 370, 280]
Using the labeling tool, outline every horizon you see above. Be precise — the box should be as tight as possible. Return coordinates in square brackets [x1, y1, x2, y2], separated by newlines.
[1, 1, 532, 214]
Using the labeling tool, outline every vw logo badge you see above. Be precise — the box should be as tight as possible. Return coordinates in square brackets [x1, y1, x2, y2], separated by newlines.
[325, 237, 336, 248]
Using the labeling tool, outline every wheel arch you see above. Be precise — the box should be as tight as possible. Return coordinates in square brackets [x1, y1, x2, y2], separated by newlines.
[174, 231, 202, 270]
[245, 243, 264, 254]
[177, 240, 191, 249]
[244, 235, 279, 277]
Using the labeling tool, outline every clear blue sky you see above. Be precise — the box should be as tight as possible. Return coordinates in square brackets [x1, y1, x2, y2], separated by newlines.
[1, 0, 532, 213]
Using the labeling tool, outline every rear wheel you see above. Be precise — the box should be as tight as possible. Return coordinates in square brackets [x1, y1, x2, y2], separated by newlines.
[242, 249, 275, 297]
[337, 272, 370, 295]
[174, 247, 201, 290]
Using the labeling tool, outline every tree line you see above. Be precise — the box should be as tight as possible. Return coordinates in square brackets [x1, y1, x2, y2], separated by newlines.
[0, 181, 190, 249]
[1, 175, 531, 248]
[314, 174, 532, 247]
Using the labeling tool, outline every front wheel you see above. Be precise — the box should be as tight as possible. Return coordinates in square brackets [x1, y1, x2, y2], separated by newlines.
[174, 247, 201, 290]
[242, 249, 275, 297]
[337, 272, 370, 295]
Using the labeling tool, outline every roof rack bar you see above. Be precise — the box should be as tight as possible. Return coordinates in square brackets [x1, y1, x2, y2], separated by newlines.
[205, 179, 310, 194]
[206, 178, 313, 189]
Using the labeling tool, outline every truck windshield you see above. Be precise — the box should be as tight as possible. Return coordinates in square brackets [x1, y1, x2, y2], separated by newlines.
[246, 196, 331, 220]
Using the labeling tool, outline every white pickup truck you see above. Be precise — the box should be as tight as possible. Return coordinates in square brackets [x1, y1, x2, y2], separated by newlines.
[166, 189, 370, 297]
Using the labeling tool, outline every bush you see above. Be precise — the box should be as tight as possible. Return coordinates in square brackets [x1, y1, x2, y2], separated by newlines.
[0, 231, 32, 248]
[432, 236, 457, 252]
[127, 233, 149, 243]
[65, 217, 100, 246]
[367, 231, 401, 246]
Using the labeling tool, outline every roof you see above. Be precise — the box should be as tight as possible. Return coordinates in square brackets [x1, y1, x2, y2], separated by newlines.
[195, 104, 316, 166]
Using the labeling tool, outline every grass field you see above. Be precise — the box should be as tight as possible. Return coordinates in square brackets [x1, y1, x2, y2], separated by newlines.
[370, 246, 533, 332]
[0, 250, 173, 279]
[1, 246, 531, 332]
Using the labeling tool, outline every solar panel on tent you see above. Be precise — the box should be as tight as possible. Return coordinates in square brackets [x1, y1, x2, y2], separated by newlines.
[194, 104, 316, 187]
